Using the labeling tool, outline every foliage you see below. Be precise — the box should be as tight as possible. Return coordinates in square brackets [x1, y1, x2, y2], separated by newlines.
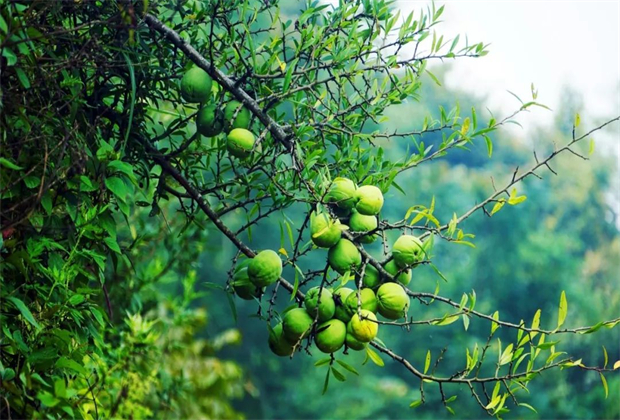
[1, 0, 618, 418]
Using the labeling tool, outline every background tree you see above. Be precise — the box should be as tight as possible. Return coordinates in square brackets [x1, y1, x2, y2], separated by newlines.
[1, 0, 618, 419]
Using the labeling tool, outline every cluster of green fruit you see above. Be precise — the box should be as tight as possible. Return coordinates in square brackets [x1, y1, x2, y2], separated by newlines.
[180, 66, 256, 158]
[230, 177, 428, 357]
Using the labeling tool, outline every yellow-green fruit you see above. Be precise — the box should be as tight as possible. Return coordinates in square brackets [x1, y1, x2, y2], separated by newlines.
[325, 177, 358, 210]
[282, 308, 314, 342]
[310, 212, 341, 248]
[355, 185, 384, 216]
[268, 323, 295, 357]
[392, 235, 424, 268]
[232, 259, 263, 300]
[196, 103, 224, 137]
[180, 66, 213, 103]
[362, 264, 381, 289]
[333, 287, 354, 322]
[304, 287, 335, 322]
[376, 282, 410, 320]
[349, 310, 378, 342]
[314, 319, 346, 353]
[345, 288, 377, 315]
[248, 250, 282, 287]
[383, 260, 411, 286]
[345, 322, 367, 351]
[226, 128, 255, 159]
[327, 239, 361, 274]
[224, 100, 251, 129]
[349, 211, 378, 243]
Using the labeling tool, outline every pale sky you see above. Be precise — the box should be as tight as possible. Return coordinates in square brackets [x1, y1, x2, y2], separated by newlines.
[404, 1, 620, 131]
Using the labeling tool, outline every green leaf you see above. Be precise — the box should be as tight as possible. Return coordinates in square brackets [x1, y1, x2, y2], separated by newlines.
[104, 237, 121, 254]
[600, 373, 608, 399]
[557, 291, 567, 329]
[574, 113, 580, 127]
[0, 158, 24, 170]
[55, 357, 88, 375]
[336, 359, 359, 375]
[2, 47, 17, 66]
[425, 69, 442, 86]
[519, 403, 538, 413]
[107, 160, 135, 178]
[491, 199, 505, 215]
[603, 346, 608, 368]
[409, 400, 423, 408]
[491, 311, 500, 334]
[484, 135, 493, 157]
[331, 366, 346, 382]
[589, 139, 595, 155]
[315, 357, 331, 367]
[15, 67, 31, 88]
[105, 176, 128, 200]
[424, 350, 431, 374]
[23, 175, 41, 189]
[366, 347, 384, 367]
[499, 343, 514, 365]
[7, 297, 41, 331]
[322, 367, 330, 395]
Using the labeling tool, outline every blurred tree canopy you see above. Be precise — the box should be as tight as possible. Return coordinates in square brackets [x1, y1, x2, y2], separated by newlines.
[1, 0, 618, 419]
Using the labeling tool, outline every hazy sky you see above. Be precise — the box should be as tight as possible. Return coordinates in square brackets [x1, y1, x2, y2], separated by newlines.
[395, 1, 620, 140]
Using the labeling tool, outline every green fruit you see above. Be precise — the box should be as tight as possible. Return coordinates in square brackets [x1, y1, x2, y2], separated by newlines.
[376, 282, 410, 320]
[248, 250, 282, 287]
[362, 264, 381, 289]
[349, 310, 378, 342]
[310, 212, 341, 248]
[268, 323, 295, 357]
[328, 239, 361, 274]
[304, 287, 336, 322]
[282, 308, 314, 342]
[355, 185, 384, 216]
[224, 100, 251, 129]
[392, 235, 424, 268]
[348, 211, 378, 243]
[180, 66, 213, 103]
[383, 260, 411, 286]
[232, 259, 263, 300]
[196, 103, 224, 137]
[325, 177, 358, 210]
[345, 322, 367, 351]
[314, 319, 346, 353]
[333, 287, 354, 322]
[345, 288, 377, 315]
[226, 128, 255, 159]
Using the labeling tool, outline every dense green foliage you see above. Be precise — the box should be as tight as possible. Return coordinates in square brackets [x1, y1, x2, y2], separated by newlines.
[1, 0, 618, 419]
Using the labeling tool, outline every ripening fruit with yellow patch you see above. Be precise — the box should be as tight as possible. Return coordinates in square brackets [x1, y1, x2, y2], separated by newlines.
[349, 309, 378, 342]
[310, 211, 342, 248]
[355, 185, 384, 215]
[226, 128, 255, 159]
